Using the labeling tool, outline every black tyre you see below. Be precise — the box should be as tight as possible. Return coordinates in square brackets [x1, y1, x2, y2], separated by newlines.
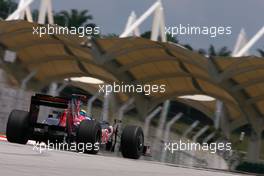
[6, 110, 29, 144]
[77, 120, 101, 154]
[121, 125, 144, 159]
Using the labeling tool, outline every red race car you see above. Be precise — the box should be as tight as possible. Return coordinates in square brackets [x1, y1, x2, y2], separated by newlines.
[6, 94, 149, 159]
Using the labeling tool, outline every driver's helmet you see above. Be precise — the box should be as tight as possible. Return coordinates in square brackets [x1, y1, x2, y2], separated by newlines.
[79, 109, 87, 116]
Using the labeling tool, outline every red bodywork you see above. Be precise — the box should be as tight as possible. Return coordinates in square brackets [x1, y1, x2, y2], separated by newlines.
[58, 110, 87, 127]
[58, 109, 113, 144]
[31, 94, 114, 144]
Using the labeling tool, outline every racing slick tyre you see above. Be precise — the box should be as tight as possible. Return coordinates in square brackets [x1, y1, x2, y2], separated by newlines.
[121, 125, 144, 159]
[77, 120, 101, 154]
[6, 110, 30, 144]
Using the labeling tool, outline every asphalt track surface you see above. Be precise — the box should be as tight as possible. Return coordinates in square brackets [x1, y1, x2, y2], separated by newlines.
[0, 141, 251, 176]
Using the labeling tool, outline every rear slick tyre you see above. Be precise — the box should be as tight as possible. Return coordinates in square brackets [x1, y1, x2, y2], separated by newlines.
[77, 120, 101, 154]
[121, 125, 144, 159]
[6, 110, 29, 144]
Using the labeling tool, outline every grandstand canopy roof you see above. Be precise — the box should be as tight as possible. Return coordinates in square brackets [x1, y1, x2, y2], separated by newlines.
[0, 20, 264, 131]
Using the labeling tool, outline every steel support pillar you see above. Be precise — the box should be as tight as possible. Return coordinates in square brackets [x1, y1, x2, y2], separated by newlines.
[153, 100, 170, 159]
[150, 3, 166, 42]
[87, 92, 102, 116]
[234, 26, 264, 57]
[101, 91, 110, 121]
[124, 11, 140, 37]
[182, 120, 200, 138]
[144, 106, 162, 140]
[150, 5, 162, 41]
[6, 0, 33, 21]
[48, 82, 58, 96]
[21, 70, 37, 90]
[114, 98, 135, 154]
[56, 82, 68, 95]
[15, 70, 36, 109]
[214, 100, 223, 130]
[192, 125, 209, 142]
[120, 1, 161, 37]
[232, 28, 248, 56]
[247, 129, 262, 162]
[215, 100, 231, 139]
[38, 0, 54, 24]
[203, 132, 216, 143]
[17, 0, 33, 21]
[117, 98, 134, 122]
[161, 112, 183, 162]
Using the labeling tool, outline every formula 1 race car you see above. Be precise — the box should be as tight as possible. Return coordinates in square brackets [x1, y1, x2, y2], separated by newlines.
[6, 94, 148, 159]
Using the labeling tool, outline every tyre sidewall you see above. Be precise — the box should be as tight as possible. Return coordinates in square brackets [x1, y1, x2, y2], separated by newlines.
[77, 120, 101, 154]
[121, 125, 144, 159]
[6, 110, 29, 144]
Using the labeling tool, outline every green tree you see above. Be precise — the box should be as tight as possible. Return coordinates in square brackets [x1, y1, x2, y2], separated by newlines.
[140, 31, 196, 52]
[54, 9, 93, 28]
[257, 49, 264, 57]
[0, 0, 17, 19]
[183, 44, 193, 51]
[198, 48, 207, 55]
[199, 45, 231, 57]
[102, 33, 119, 38]
[140, 31, 178, 43]
[31, 9, 39, 22]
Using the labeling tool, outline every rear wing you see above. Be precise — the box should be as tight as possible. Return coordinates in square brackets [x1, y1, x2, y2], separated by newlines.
[31, 94, 69, 109]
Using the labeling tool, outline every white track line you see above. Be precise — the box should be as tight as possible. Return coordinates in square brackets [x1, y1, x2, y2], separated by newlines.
[0, 135, 7, 141]
[0, 135, 35, 144]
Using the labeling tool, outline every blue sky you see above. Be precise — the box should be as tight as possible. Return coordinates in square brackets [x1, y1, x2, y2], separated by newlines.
[25, 0, 264, 54]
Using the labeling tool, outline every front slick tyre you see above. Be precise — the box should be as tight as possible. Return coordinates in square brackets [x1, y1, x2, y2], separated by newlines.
[121, 125, 144, 159]
[6, 110, 29, 144]
[77, 120, 101, 154]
